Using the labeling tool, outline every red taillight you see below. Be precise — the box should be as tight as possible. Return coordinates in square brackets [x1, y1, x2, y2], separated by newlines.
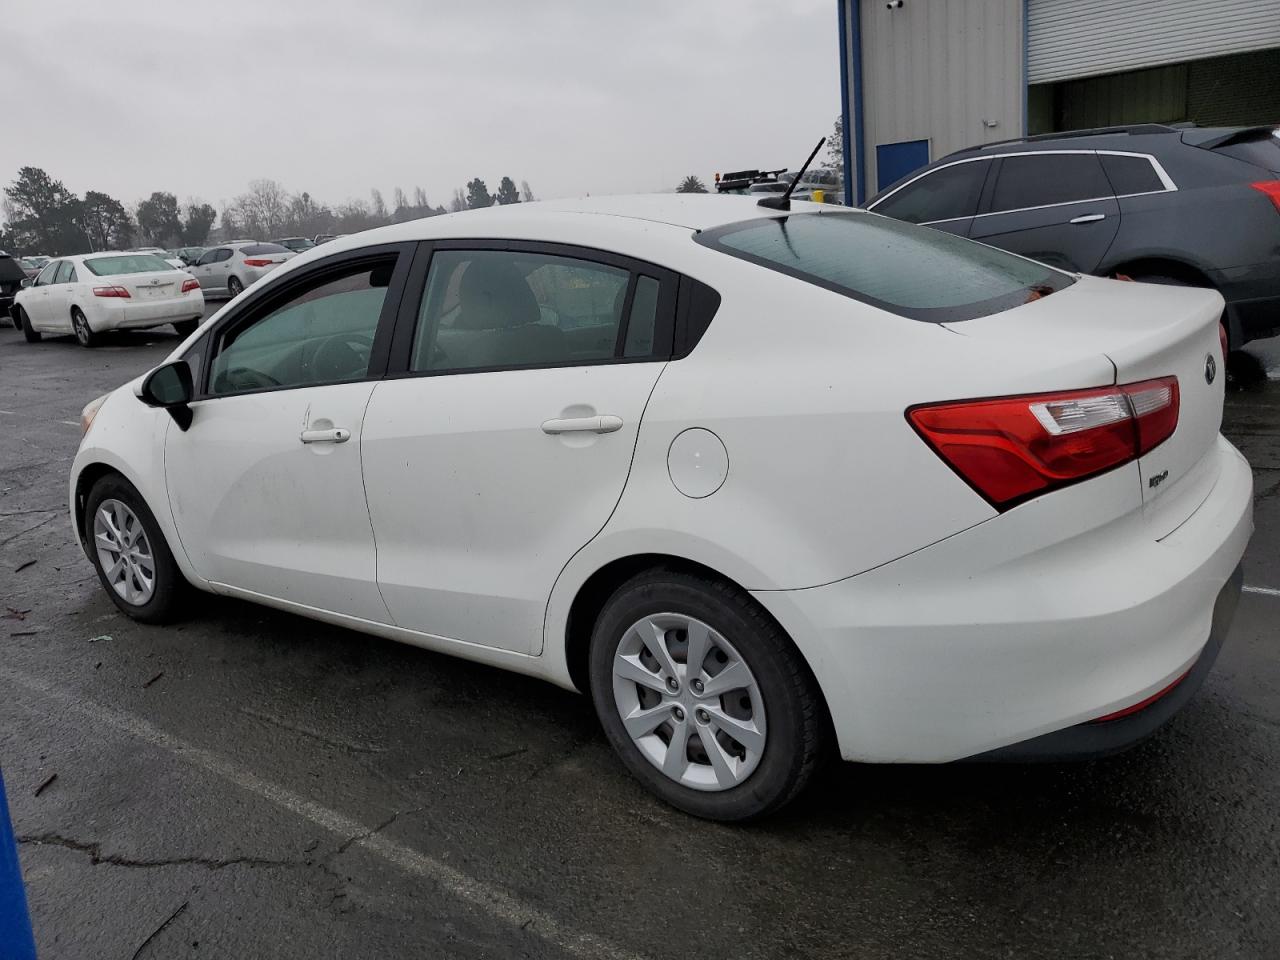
[1219, 322, 1229, 360]
[181, 278, 199, 293]
[1251, 180, 1280, 213]
[92, 285, 130, 298]
[908, 377, 1180, 509]
[243, 258, 274, 267]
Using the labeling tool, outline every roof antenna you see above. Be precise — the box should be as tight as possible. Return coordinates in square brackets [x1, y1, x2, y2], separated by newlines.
[758, 137, 825, 211]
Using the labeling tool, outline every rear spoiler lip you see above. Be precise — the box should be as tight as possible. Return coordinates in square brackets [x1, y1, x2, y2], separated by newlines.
[1180, 124, 1279, 151]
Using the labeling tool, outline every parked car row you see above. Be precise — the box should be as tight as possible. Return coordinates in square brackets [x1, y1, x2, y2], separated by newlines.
[865, 123, 1280, 349]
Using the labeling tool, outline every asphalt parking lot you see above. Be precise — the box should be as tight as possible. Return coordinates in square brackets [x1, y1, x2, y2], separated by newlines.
[2, 314, 1279, 960]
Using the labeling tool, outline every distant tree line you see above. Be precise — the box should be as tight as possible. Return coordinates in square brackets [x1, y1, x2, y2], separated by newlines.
[0, 166, 538, 256]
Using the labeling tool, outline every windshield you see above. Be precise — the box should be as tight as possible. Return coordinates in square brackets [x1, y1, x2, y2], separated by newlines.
[697, 211, 1073, 322]
[84, 254, 174, 276]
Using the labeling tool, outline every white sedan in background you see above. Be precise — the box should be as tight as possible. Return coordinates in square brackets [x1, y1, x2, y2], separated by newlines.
[69, 196, 1251, 820]
[13, 252, 203, 347]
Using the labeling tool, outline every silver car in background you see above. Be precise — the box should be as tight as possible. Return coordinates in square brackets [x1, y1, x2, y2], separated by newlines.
[187, 241, 296, 298]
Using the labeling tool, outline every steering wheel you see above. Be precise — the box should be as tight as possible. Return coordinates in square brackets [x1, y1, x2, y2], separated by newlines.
[218, 367, 281, 392]
[311, 332, 375, 382]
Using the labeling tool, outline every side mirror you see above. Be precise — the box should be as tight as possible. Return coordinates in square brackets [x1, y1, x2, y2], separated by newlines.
[20, 277, 31, 288]
[137, 360, 194, 430]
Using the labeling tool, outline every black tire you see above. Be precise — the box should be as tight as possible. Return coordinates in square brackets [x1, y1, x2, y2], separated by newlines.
[15, 306, 41, 343]
[173, 319, 199, 337]
[227, 276, 243, 298]
[71, 307, 99, 347]
[588, 569, 827, 821]
[84, 474, 190, 624]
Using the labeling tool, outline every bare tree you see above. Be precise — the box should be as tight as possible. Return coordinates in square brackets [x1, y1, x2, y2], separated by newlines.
[413, 186, 428, 208]
[392, 187, 408, 213]
[520, 180, 535, 202]
[229, 178, 289, 237]
[370, 188, 387, 221]
[449, 188, 468, 213]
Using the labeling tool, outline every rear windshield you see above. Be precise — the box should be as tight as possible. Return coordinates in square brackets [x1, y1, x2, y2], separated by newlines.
[696, 212, 1073, 322]
[0, 256, 25, 282]
[84, 254, 173, 276]
[241, 243, 288, 255]
[1213, 129, 1280, 172]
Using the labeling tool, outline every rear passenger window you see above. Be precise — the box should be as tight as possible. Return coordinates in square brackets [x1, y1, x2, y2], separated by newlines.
[411, 250, 641, 373]
[1100, 154, 1165, 195]
[872, 160, 990, 224]
[54, 262, 72, 284]
[624, 276, 661, 357]
[989, 154, 1112, 213]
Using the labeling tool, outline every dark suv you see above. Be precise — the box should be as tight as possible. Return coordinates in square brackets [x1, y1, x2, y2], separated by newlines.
[0, 251, 28, 326]
[865, 124, 1280, 347]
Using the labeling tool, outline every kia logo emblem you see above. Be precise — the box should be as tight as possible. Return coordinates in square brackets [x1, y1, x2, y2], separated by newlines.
[1204, 354, 1217, 385]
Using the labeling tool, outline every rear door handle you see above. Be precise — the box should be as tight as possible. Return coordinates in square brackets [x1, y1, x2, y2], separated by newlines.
[300, 427, 351, 444]
[1069, 213, 1106, 224]
[541, 415, 623, 435]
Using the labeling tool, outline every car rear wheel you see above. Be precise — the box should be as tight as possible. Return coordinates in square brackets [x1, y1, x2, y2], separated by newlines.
[227, 276, 243, 298]
[72, 308, 99, 348]
[85, 474, 189, 624]
[173, 319, 199, 337]
[588, 568, 826, 821]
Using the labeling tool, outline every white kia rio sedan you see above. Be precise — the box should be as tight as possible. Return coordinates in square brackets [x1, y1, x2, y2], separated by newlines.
[69, 195, 1252, 820]
[14, 252, 204, 347]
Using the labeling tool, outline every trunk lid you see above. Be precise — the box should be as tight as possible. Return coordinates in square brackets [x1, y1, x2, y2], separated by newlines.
[115, 269, 186, 301]
[944, 275, 1226, 530]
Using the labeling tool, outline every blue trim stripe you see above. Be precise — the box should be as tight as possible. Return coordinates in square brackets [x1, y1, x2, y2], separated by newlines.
[837, 0, 855, 206]
[849, 0, 867, 205]
[0, 771, 37, 960]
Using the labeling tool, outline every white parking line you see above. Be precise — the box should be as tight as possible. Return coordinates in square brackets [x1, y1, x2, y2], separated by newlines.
[0, 665, 649, 960]
[1244, 585, 1280, 598]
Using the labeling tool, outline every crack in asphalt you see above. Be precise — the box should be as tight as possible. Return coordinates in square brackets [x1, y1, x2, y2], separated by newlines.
[18, 832, 296, 872]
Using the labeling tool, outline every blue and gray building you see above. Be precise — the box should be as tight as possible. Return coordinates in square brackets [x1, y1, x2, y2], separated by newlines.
[838, 0, 1280, 205]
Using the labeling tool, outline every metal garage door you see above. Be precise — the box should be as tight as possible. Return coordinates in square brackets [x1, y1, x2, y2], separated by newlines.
[1028, 0, 1280, 84]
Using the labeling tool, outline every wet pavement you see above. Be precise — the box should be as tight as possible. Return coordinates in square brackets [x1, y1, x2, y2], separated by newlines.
[2, 315, 1279, 960]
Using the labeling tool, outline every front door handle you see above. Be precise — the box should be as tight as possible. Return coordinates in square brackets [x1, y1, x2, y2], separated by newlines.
[1069, 213, 1106, 224]
[300, 427, 351, 444]
[541, 415, 623, 435]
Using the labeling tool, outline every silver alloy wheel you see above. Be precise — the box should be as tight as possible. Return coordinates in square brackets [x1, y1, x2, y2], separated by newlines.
[612, 613, 767, 791]
[73, 310, 90, 345]
[92, 499, 156, 605]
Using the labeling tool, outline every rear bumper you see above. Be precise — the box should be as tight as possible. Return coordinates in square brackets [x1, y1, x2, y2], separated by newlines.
[974, 562, 1242, 760]
[753, 436, 1254, 763]
[89, 292, 204, 331]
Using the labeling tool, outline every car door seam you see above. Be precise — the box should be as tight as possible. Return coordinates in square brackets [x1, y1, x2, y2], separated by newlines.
[536, 360, 671, 658]
[357, 381, 398, 626]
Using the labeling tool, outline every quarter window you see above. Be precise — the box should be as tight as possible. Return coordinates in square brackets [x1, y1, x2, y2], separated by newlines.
[989, 154, 1112, 213]
[873, 160, 990, 224]
[1099, 154, 1165, 196]
[208, 259, 395, 395]
[410, 250, 634, 373]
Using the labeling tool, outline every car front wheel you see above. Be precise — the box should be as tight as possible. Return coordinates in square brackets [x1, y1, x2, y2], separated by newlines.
[85, 474, 189, 623]
[14, 306, 41, 342]
[589, 569, 826, 821]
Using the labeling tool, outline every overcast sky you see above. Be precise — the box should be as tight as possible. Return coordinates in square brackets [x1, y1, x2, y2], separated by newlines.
[3, 0, 840, 213]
